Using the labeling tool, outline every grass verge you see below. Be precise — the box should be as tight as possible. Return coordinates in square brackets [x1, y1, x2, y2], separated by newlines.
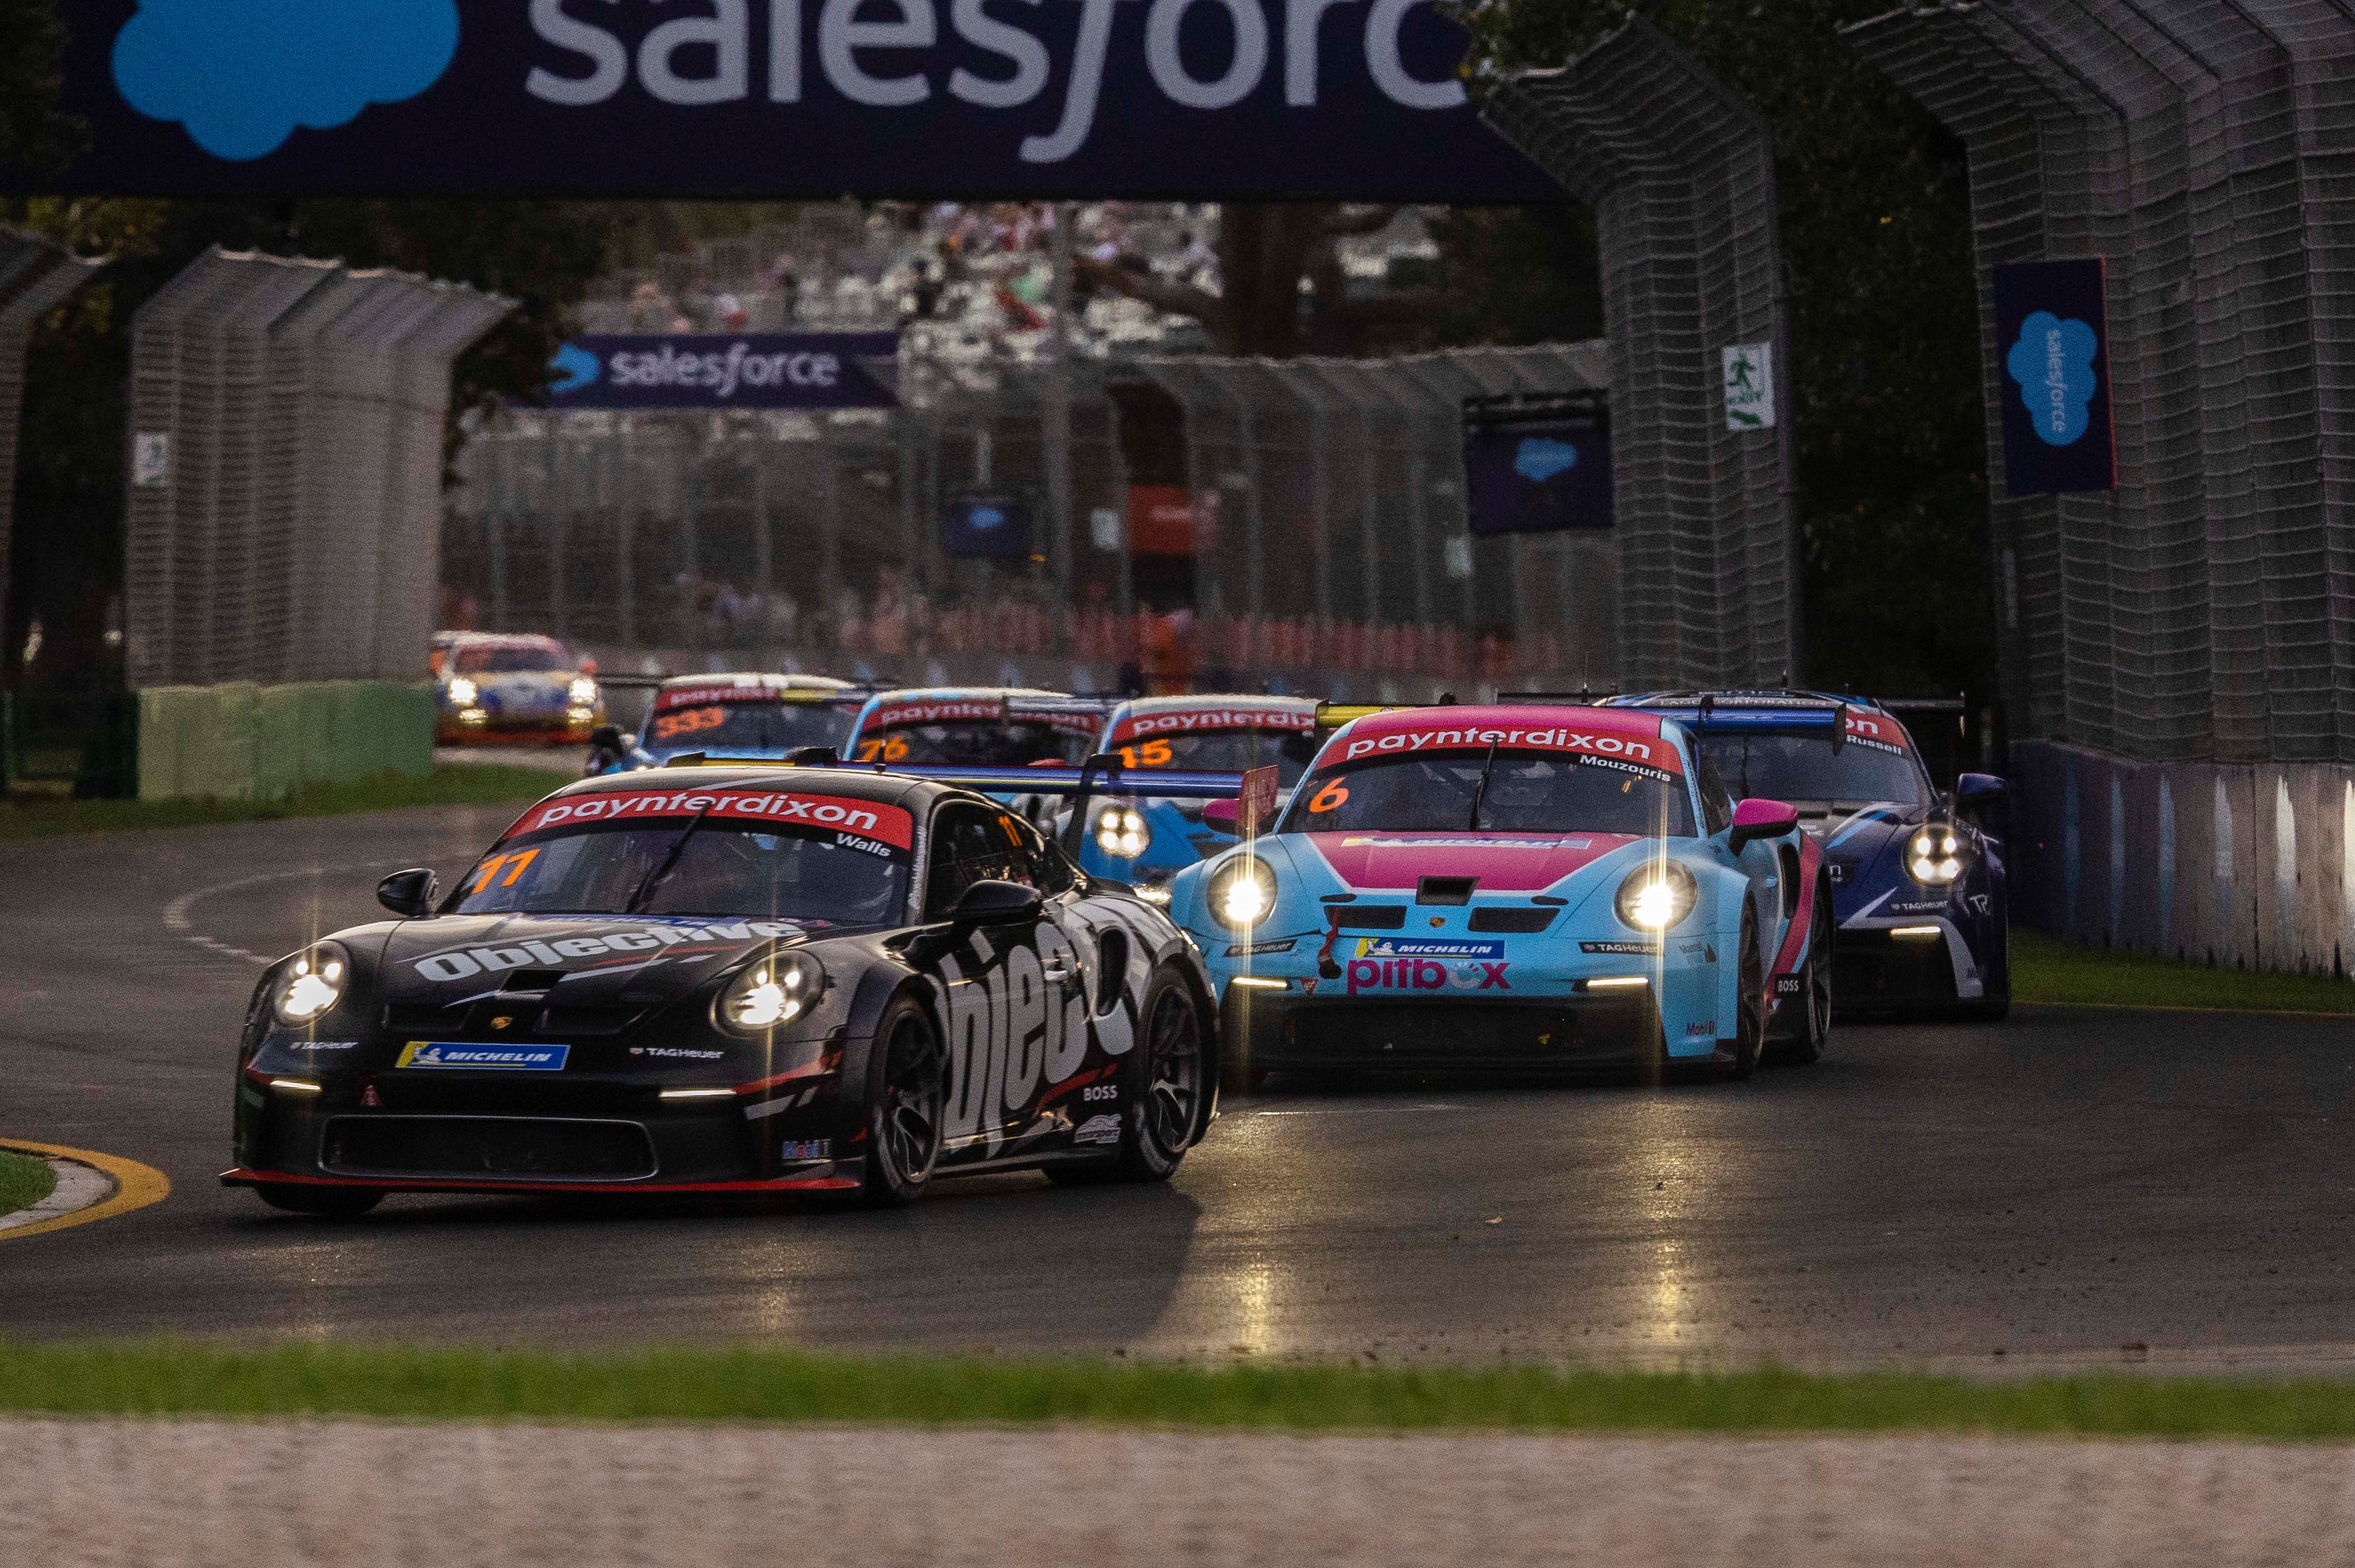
[2012, 928, 2355, 1015]
[0, 1154, 56, 1220]
[0, 767, 562, 842]
[9, 1342, 2355, 1440]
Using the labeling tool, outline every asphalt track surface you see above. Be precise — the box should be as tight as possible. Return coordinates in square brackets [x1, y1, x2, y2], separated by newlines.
[6, 804, 2354, 1371]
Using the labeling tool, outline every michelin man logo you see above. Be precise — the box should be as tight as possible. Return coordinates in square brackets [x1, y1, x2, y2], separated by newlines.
[112, 0, 460, 161]
[2005, 310, 2100, 447]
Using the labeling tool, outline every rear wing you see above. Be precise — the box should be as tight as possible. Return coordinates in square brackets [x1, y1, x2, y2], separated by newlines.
[1622, 695, 1850, 749]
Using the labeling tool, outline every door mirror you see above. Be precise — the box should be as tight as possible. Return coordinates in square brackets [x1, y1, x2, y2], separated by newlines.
[377, 868, 440, 919]
[588, 725, 625, 752]
[1727, 798, 1800, 851]
[1956, 772, 2007, 805]
[951, 879, 1043, 928]
[1199, 798, 1241, 833]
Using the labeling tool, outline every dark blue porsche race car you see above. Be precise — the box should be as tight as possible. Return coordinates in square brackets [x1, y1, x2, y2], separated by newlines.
[1608, 692, 2011, 1018]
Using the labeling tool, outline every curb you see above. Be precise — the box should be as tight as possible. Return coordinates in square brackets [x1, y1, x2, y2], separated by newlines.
[0, 1139, 171, 1242]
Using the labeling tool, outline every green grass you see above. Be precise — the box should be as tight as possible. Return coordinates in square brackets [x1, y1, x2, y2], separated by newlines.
[0, 1154, 56, 1219]
[7, 1341, 2355, 1440]
[2012, 928, 2355, 1015]
[0, 766, 563, 842]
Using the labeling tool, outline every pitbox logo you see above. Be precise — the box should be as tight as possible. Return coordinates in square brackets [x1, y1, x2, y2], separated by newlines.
[1345, 957, 1510, 995]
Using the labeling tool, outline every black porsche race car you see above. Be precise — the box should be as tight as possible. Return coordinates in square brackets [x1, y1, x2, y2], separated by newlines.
[224, 766, 1220, 1216]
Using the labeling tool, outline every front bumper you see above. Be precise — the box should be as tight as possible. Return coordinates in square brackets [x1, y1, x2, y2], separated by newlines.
[227, 1053, 857, 1198]
[1834, 918, 1991, 1009]
[1219, 985, 1668, 1077]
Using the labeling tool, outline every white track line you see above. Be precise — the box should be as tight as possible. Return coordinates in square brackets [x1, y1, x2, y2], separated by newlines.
[0, 1156, 112, 1234]
[162, 860, 413, 966]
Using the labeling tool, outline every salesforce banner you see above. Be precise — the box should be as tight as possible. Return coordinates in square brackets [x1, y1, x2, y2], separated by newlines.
[1463, 414, 1614, 535]
[546, 333, 900, 410]
[1993, 258, 2118, 495]
[29, 0, 1559, 201]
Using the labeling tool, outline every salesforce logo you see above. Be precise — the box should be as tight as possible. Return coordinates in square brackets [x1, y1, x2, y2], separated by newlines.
[111, 0, 460, 161]
[2005, 310, 2100, 447]
[548, 343, 601, 396]
[1514, 436, 1580, 484]
[967, 505, 1007, 532]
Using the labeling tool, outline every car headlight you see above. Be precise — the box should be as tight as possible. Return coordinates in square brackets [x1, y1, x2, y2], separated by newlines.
[1614, 860, 1697, 932]
[272, 942, 351, 1026]
[1094, 805, 1149, 860]
[1206, 854, 1278, 933]
[1910, 828, 1967, 885]
[446, 676, 478, 706]
[569, 675, 598, 705]
[716, 949, 823, 1035]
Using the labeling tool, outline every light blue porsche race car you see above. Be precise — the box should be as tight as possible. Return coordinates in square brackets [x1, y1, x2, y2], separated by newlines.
[1166, 702, 1837, 1089]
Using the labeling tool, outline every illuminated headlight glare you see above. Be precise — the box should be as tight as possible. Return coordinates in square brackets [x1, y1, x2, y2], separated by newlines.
[272, 941, 351, 1026]
[446, 676, 478, 706]
[1094, 805, 1149, 859]
[568, 676, 598, 705]
[1206, 855, 1278, 933]
[1613, 861, 1697, 932]
[1909, 830, 1968, 886]
[718, 949, 821, 1034]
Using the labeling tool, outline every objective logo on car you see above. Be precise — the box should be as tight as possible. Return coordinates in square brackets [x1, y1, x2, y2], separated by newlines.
[112, 0, 460, 160]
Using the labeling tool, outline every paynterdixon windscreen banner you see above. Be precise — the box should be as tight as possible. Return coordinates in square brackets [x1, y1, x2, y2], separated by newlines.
[21, 1, 1560, 201]
[1992, 258, 2118, 496]
[1463, 415, 1614, 535]
[546, 334, 900, 410]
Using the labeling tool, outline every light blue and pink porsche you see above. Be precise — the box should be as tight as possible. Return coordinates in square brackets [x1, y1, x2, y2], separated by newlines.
[1165, 702, 1836, 1086]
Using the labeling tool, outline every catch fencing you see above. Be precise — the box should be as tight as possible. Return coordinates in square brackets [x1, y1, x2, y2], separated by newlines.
[1484, 16, 1797, 691]
[0, 227, 105, 664]
[1846, 0, 2355, 766]
[124, 248, 512, 689]
[445, 343, 1613, 694]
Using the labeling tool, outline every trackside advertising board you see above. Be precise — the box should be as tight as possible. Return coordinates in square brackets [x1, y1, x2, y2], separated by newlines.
[1992, 258, 2118, 495]
[1463, 414, 1614, 535]
[28, 1, 1561, 201]
[547, 334, 898, 410]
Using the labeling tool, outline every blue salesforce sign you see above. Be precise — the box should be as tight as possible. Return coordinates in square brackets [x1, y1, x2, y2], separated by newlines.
[1462, 412, 1614, 535]
[1993, 259, 2116, 495]
[942, 493, 1035, 560]
[30, 1, 1561, 201]
[545, 334, 900, 410]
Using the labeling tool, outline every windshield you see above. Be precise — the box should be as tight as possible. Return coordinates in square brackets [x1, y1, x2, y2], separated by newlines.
[1282, 751, 1696, 838]
[1109, 728, 1320, 786]
[648, 702, 856, 754]
[452, 789, 913, 924]
[852, 720, 1094, 767]
[454, 644, 573, 675]
[1697, 733, 1927, 809]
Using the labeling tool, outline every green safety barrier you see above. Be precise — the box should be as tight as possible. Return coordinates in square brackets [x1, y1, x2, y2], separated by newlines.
[136, 682, 433, 802]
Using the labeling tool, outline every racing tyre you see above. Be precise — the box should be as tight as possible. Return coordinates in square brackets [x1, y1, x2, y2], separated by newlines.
[1729, 905, 1764, 1081]
[861, 998, 946, 1207]
[255, 1184, 382, 1219]
[1774, 880, 1835, 1066]
[1051, 969, 1205, 1185]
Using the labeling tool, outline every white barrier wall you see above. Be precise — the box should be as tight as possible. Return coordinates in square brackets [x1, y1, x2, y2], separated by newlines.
[2012, 739, 2355, 976]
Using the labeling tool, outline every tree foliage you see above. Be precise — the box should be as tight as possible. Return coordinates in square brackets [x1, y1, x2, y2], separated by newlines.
[0, 0, 79, 181]
[1463, 0, 1993, 708]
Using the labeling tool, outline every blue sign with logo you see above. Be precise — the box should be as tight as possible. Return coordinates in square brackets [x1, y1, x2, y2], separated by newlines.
[1463, 414, 1614, 535]
[943, 493, 1034, 560]
[1993, 258, 2117, 495]
[395, 1042, 570, 1071]
[23, 1, 1560, 201]
[545, 334, 898, 410]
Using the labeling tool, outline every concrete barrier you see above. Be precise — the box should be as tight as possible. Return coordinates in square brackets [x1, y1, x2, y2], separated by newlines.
[2011, 740, 2355, 977]
[137, 682, 432, 802]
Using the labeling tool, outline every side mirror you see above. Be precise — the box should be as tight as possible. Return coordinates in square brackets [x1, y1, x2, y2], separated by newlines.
[1200, 798, 1241, 833]
[589, 725, 624, 751]
[1727, 798, 1800, 851]
[1956, 773, 2007, 805]
[377, 868, 440, 919]
[951, 879, 1044, 929]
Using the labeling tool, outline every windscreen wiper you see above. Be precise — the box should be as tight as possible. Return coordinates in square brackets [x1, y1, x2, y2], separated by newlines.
[1466, 740, 1501, 831]
[628, 806, 711, 914]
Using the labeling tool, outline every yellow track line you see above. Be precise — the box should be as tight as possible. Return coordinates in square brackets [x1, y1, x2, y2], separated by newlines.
[0, 1137, 171, 1242]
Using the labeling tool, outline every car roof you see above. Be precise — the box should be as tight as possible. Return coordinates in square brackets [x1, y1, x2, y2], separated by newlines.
[531, 763, 942, 813]
[1112, 693, 1316, 714]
